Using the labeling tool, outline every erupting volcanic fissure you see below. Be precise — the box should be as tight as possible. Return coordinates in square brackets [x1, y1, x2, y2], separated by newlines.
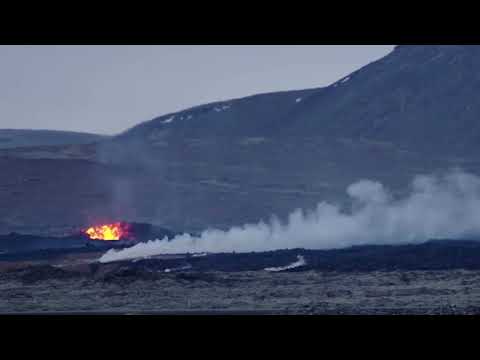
[85, 222, 129, 241]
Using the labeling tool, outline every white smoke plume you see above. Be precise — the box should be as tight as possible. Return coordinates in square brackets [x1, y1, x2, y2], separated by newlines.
[100, 170, 480, 263]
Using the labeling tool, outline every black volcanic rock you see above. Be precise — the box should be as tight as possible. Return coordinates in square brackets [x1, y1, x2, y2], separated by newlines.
[3, 239, 480, 284]
[0, 222, 180, 255]
[0, 232, 88, 253]
[8, 265, 84, 284]
[96, 266, 160, 284]
[109, 239, 480, 273]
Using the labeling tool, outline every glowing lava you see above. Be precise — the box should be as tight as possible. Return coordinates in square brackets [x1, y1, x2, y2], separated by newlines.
[85, 223, 127, 241]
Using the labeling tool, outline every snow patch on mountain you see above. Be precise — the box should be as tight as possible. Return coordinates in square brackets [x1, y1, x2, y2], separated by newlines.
[214, 104, 231, 112]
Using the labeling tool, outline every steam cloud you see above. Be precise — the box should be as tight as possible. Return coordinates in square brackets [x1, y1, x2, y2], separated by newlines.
[100, 170, 480, 263]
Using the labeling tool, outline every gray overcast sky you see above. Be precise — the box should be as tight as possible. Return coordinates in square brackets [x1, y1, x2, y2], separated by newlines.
[0, 45, 394, 135]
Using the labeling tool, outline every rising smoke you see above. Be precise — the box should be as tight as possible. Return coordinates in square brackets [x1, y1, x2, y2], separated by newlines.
[100, 170, 480, 263]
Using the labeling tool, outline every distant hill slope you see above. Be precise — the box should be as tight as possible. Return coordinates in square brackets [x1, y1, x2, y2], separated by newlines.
[116, 88, 320, 140]
[5, 45, 480, 234]
[0, 129, 108, 149]
[116, 45, 480, 154]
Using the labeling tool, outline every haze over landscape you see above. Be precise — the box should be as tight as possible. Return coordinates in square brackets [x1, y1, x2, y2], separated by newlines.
[4, 45, 480, 314]
[4, 45, 480, 238]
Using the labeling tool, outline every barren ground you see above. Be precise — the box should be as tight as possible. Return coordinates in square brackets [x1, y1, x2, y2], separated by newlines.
[2, 270, 480, 314]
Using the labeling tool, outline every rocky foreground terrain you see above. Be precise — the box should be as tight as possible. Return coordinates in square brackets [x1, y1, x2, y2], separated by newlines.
[2, 267, 480, 314]
[2, 240, 480, 314]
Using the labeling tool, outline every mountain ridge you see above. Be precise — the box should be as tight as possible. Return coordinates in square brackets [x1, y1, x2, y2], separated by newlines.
[0, 129, 108, 149]
[114, 45, 480, 154]
[4, 45, 480, 234]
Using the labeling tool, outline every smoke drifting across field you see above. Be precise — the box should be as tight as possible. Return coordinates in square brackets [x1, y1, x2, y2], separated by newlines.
[100, 170, 480, 263]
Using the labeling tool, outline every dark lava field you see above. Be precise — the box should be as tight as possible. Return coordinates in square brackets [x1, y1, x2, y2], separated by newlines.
[2, 240, 480, 314]
[1, 267, 480, 315]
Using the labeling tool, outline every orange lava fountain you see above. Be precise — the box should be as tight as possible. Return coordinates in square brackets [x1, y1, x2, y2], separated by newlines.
[85, 223, 127, 241]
